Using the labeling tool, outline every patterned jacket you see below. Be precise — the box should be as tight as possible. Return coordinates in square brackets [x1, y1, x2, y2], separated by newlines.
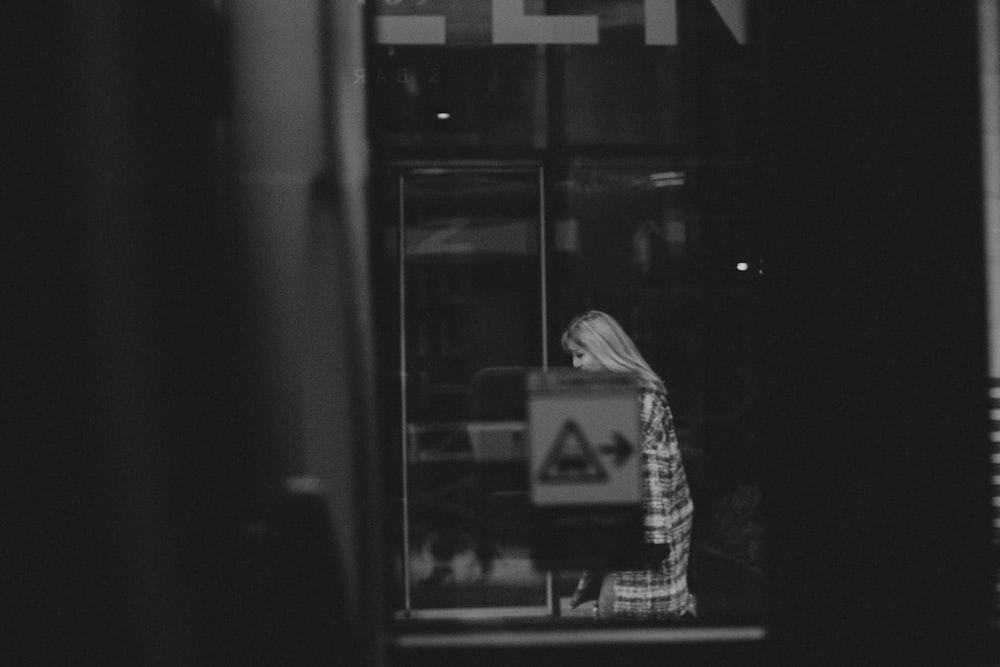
[571, 387, 696, 619]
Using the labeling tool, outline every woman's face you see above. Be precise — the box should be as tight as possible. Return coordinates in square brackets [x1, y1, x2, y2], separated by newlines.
[567, 339, 602, 372]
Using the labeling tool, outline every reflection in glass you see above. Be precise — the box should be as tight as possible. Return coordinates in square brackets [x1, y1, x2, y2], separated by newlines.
[394, 170, 549, 614]
[368, 0, 764, 626]
[546, 162, 763, 621]
[376, 163, 765, 622]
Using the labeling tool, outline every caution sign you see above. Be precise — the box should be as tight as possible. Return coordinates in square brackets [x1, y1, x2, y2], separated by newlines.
[537, 419, 608, 483]
[528, 370, 642, 506]
[527, 369, 644, 568]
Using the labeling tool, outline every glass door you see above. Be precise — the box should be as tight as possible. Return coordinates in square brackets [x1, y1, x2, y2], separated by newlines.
[375, 165, 556, 617]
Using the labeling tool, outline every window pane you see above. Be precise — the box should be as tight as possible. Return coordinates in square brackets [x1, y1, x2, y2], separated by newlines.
[396, 170, 548, 613]
[546, 160, 764, 621]
[369, 0, 765, 627]
[369, 0, 755, 151]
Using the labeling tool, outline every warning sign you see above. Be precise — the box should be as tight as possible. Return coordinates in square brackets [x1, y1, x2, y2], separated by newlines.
[537, 419, 608, 483]
[528, 370, 642, 507]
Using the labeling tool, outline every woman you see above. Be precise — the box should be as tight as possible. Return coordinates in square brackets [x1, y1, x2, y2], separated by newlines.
[562, 310, 696, 620]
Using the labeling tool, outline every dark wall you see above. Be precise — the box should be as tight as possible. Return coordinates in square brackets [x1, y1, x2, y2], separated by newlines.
[9, 3, 289, 665]
[758, 1, 994, 664]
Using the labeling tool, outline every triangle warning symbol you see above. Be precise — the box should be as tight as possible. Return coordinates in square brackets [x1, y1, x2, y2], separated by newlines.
[538, 419, 608, 483]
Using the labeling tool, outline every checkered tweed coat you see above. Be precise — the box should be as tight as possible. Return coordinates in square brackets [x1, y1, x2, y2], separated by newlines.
[577, 387, 696, 619]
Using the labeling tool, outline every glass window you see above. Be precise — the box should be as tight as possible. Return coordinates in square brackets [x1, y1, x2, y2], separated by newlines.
[368, 0, 763, 626]
[374, 168, 551, 616]
[545, 160, 763, 621]
[369, 0, 754, 152]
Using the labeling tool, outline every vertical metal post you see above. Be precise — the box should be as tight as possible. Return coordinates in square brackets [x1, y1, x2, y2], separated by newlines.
[398, 172, 412, 615]
[317, 0, 382, 662]
[538, 165, 560, 617]
[978, 1, 1000, 598]
[540, 165, 549, 371]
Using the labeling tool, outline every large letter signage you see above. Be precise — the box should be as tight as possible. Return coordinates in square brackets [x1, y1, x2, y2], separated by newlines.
[492, 0, 598, 45]
[375, 14, 446, 44]
[373, 0, 749, 46]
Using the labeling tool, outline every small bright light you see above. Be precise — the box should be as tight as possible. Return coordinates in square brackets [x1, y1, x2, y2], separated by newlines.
[436, 112, 451, 120]
[736, 262, 749, 272]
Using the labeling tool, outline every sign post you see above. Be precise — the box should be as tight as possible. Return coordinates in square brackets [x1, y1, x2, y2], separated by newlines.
[527, 369, 644, 569]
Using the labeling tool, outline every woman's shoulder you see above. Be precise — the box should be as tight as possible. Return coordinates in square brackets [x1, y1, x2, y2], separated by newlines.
[639, 386, 669, 412]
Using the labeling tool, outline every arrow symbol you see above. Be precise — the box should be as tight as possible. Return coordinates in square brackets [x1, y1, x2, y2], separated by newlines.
[598, 432, 633, 466]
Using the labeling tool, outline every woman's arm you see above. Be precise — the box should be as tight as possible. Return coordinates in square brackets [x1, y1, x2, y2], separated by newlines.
[640, 390, 691, 546]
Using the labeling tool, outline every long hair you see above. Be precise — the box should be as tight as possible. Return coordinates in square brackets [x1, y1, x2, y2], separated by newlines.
[560, 310, 664, 392]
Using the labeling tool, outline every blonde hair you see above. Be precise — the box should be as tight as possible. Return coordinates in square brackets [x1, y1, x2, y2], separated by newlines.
[561, 310, 664, 392]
